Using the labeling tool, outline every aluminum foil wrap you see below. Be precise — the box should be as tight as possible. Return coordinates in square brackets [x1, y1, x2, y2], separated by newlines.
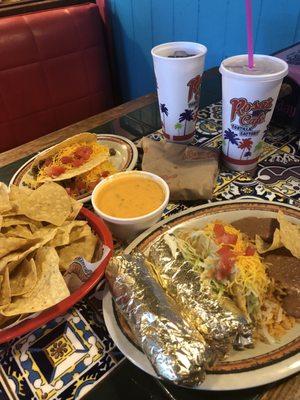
[148, 234, 253, 357]
[105, 252, 212, 387]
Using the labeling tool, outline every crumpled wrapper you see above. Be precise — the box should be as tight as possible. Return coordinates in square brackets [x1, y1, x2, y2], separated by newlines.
[105, 252, 213, 387]
[148, 234, 253, 356]
[140, 137, 219, 201]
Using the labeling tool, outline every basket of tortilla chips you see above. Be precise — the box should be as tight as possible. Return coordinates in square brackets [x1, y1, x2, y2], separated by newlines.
[0, 181, 113, 343]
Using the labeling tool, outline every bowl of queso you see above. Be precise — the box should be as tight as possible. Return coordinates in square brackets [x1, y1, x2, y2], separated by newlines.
[91, 171, 170, 241]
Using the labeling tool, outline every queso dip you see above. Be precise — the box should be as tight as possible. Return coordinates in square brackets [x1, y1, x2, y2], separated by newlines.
[94, 175, 165, 218]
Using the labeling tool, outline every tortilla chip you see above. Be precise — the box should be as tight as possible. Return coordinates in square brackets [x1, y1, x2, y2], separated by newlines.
[4, 225, 33, 239]
[229, 283, 250, 321]
[9, 185, 32, 210]
[0, 268, 11, 306]
[18, 183, 72, 226]
[277, 211, 300, 258]
[0, 183, 10, 214]
[69, 223, 92, 243]
[68, 197, 82, 220]
[256, 212, 300, 259]
[255, 229, 282, 254]
[58, 233, 98, 271]
[10, 258, 37, 296]
[2, 215, 42, 230]
[0, 236, 29, 259]
[0, 228, 57, 274]
[0, 247, 70, 316]
[1, 209, 18, 218]
[48, 221, 87, 247]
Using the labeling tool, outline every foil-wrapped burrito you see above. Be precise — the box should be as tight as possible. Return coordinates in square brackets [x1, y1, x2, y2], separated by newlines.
[148, 234, 253, 355]
[106, 252, 212, 387]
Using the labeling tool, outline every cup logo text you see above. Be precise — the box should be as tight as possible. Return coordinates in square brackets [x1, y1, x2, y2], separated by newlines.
[230, 97, 274, 127]
[187, 75, 201, 103]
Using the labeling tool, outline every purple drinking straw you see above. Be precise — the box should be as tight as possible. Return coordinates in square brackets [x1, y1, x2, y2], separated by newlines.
[246, 0, 254, 68]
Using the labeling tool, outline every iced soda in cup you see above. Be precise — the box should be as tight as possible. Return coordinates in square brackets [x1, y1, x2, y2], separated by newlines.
[152, 42, 207, 142]
[219, 54, 288, 171]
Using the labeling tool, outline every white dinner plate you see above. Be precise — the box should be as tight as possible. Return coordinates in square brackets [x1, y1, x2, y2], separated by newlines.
[103, 199, 300, 391]
[9, 134, 138, 202]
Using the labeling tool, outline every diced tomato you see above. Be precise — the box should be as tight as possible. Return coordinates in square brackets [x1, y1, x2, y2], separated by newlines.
[44, 158, 52, 167]
[245, 246, 255, 256]
[221, 232, 237, 245]
[214, 223, 225, 237]
[71, 158, 85, 168]
[101, 171, 109, 178]
[76, 180, 86, 191]
[46, 165, 66, 177]
[214, 224, 237, 245]
[215, 232, 237, 245]
[215, 257, 235, 281]
[61, 156, 73, 164]
[217, 245, 234, 258]
[73, 146, 92, 161]
[215, 244, 236, 281]
[216, 269, 226, 281]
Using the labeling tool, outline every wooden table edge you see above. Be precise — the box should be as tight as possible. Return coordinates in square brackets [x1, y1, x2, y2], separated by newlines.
[0, 93, 157, 168]
[260, 373, 300, 400]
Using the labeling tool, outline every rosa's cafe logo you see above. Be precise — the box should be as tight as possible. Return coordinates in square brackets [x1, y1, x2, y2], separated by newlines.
[230, 97, 274, 127]
[187, 74, 202, 121]
[171, 74, 203, 140]
[187, 75, 202, 104]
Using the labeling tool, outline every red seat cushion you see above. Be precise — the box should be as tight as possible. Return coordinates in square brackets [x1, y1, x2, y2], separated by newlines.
[0, 3, 113, 152]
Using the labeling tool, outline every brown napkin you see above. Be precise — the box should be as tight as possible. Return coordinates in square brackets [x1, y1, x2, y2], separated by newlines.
[140, 137, 219, 201]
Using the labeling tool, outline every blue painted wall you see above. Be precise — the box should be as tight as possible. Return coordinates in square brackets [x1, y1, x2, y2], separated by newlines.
[107, 0, 300, 101]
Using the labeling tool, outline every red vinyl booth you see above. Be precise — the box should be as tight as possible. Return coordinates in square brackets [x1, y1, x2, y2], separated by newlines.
[0, 3, 113, 152]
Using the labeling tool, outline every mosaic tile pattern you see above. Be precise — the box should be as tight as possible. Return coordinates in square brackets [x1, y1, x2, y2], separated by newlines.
[212, 173, 296, 205]
[0, 282, 123, 400]
[280, 135, 300, 156]
[256, 151, 300, 206]
[0, 102, 299, 399]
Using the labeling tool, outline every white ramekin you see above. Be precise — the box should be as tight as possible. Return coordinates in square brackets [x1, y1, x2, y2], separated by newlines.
[91, 171, 170, 242]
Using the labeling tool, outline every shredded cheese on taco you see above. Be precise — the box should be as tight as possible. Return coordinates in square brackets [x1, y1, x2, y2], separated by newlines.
[37, 141, 109, 180]
[78, 161, 116, 183]
[233, 254, 270, 299]
[73, 160, 117, 193]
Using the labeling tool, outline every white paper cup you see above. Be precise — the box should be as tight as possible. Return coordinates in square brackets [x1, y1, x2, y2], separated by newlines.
[219, 54, 288, 171]
[152, 42, 207, 142]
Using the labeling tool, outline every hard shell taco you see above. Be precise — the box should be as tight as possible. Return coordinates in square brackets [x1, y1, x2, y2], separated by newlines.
[31, 133, 109, 182]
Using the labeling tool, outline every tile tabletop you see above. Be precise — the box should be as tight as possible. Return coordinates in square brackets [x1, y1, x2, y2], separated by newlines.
[0, 98, 299, 400]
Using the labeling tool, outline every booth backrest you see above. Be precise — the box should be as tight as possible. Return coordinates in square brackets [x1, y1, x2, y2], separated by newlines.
[0, 3, 113, 152]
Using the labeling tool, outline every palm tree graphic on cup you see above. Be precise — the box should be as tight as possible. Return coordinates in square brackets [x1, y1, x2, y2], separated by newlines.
[238, 138, 253, 160]
[254, 140, 264, 154]
[160, 103, 168, 129]
[179, 109, 194, 135]
[174, 122, 183, 134]
[223, 128, 239, 156]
